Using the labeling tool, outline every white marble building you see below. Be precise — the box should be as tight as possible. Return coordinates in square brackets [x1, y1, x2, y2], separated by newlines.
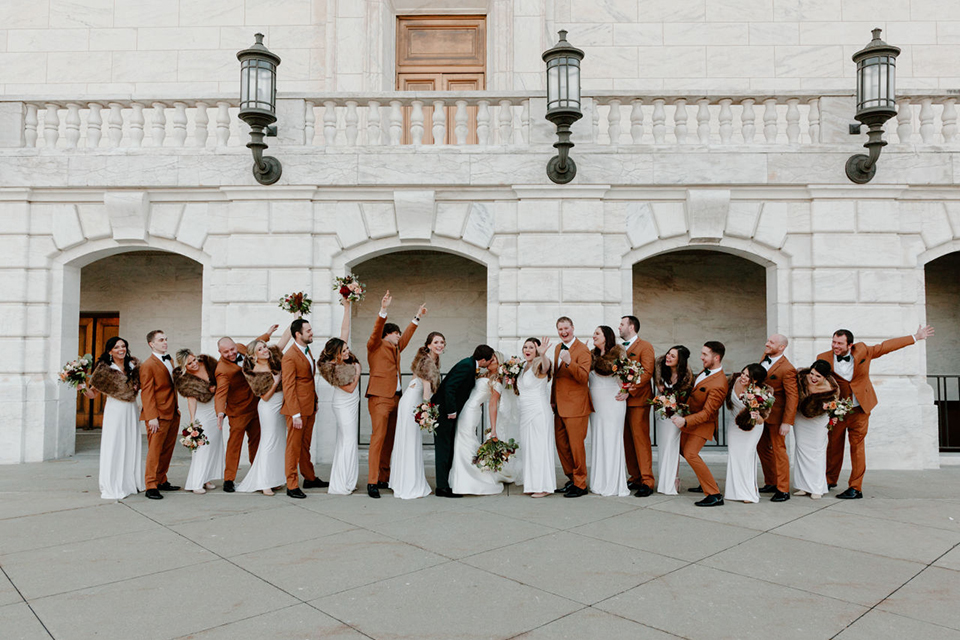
[1, 0, 959, 470]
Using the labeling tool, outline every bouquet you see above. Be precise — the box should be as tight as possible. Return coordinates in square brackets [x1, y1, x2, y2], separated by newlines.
[649, 391, 690, 420]
[334, 274, 366, 304]
[498, 356, 524, 395]
[825, 397, 855, 430]
[59, 354, 94, 388]
[611, 356, 644, 398]
[739, 384, 775, 429]
[472, 437, 519, 474]
[414, 401, 439, 434]
[179, 420, 209, 451]
[278, 291, 312, 316]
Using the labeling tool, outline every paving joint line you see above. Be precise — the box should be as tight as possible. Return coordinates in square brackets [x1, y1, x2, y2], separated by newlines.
[0, 564, 55, 640]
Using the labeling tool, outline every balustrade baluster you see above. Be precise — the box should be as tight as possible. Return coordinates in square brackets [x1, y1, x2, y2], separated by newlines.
[673, 99, 688, 144]
[344, 100, 359, 146]
[323, 100, 338, 146]
[171, 102, 187, 147]
[130, 103, 144, 147]
[630, 99, 643, 144]
[389, 100, 403, 146]
[607, 99, 622, 145]
[498, 99, 514, 145]
[43, 104, 60, 148]
[786, 98, 800, 144]
[741, 98, 756, 143]
[194, 102, 208, 147]
[410, 100, 424, 145]
[366, 101, 380, 146]
[942, 98, 958, 143]
[521, 99, 530, 144]
[718, 99, 732, 144]
[454, 100, 468, 145]
[151, 102, 166, 147]
[108, 103, 123, 147]
[433, 100, 446, 145]
[65, 103, 81, 148]
[476, 100, 490, 145]
[652, 99, 666, 143]
[807, 98, 820, 143]
[216, 102, 231, 147]
[303, 101, 315, 145]
[591, 101, 600, 142]
[697, 99, 710, 144]
[896, 99, 913, 143]
[86, 103, 102, 148]
[25, 104, 38, 147]
[919, 98, 935, 143]
[763, 98, 778, 143]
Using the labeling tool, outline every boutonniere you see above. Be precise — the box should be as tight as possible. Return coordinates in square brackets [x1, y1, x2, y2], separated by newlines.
[770, 374, 777, 380]
[859, 358, 866, 364]
[699, 387, 706, 392]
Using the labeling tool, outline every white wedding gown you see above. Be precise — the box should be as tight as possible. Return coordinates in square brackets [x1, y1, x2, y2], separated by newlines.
[328, 385, 360, 495]
[793, 411, 830, 495]
[724, 388, 764, 503]
[237, 391, 286, 492]
[184, 397, 225, 491]
[389, 377, 432, 500]
[99, 366, 145, 500]
[451, 377, 504, 495]
[588, 371, 629, 497]
[492, 388, 523, 484]
[655, 384, 682, 496]
[517, 366, 556, 494]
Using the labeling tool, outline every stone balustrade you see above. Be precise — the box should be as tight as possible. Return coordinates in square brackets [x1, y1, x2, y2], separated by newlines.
[5, 91, 960, 151]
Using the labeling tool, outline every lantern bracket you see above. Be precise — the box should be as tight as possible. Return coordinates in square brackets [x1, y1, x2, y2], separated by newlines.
[849, 123, 863, 135]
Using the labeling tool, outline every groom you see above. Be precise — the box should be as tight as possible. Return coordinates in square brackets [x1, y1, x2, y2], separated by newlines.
[433, 344, 495, 497]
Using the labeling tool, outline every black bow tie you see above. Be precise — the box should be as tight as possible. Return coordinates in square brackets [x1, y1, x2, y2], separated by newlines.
[702, 369, 711, 377]
[235, 355, 243, 364]
[560, 344, 569, 351]
[837, 355, 851, 362]
[161, 355, 171, 362]
[762, 356, 771, 365]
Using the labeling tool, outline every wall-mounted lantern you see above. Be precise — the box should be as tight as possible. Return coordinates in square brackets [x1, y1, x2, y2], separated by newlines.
[542, 30, 584, 184]
[237, 33, 282, 185]
[846, 28, 900, 184]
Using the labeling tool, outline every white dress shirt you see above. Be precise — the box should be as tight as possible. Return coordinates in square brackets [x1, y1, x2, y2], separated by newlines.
[695, 367, 723, 386]
[622, 335, 637, 349]
[833, 353, 858, 407]
[554, 339, 576, 369]
[761, 353, 783, 370]
[153, 352, 173, 379]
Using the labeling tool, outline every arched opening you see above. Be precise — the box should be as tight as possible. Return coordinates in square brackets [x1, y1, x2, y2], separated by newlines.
[347, 249, 488, 446]
[924, 251, 960, 452]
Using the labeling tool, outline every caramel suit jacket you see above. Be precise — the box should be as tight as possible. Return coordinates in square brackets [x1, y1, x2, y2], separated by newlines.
[280, 345, 318, 417]
[366, 314, 418, 398]
[551, 339, 593, 418]
[816, 335, 915, 415]
[683, 371, 729, 441]
[139, 354, 178, 422]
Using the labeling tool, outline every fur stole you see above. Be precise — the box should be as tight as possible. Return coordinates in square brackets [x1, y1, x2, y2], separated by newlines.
[591, 345, 626, 376]
[174, 355, 217, 402]
[319, 360, 359, 388]
[244, 370, 280, 397]
[727, 375, 774, 431]
[797, 368, 840, 419]
[653, 355, 694, 397]
[411, 351, 441, 391]
[90, 359, 140, 402]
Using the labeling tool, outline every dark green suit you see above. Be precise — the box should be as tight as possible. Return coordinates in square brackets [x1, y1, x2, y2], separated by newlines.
[432, 357, 477, 490]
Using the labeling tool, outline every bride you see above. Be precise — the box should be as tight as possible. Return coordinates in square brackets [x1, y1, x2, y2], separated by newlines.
[450, 353, 504, 496]
[588, 325, 629, 497]
[390, 330, 442, 500]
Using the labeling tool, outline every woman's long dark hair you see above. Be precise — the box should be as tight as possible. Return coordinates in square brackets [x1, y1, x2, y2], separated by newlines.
[810, 359, 832, 378]
[98, 336, 137, 382]
[317, 337, 358, 365]
[592, 325, 618, 357]
[658, 344, 692, 385]
[742, 363, 768, 386]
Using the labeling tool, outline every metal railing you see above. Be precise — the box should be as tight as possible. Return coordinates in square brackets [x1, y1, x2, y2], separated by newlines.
[929, 375, 960, 452]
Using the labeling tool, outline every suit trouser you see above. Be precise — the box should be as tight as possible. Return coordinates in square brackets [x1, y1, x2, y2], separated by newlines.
[367, 395, 399, 484]
[434, 415, 456, 490]
[826, 408, 869, 491]
[624, 404, 654, 488]
[285, 414, 317, 489]
[224, 411, 261, 482]
[680, 432, 720, 496]
[555, 414, 589, 489]
[757, 423, 791, 492]
[145, 413, 180, 490]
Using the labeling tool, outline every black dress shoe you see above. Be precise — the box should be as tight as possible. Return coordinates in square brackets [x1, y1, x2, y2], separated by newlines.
[687, 485, 703, 493]
[563, 485, 588, 498]
[555, 480, 574, 494]
[695, 493, 724, 507]
[828, 483, 838, 490]
[435, 488, 463, 498]
[223, 480, 235, 493]
[634, 485, 654, 498]
[157, 482, 181, 491]
[771, 491, 791, 502]
[366, 484, 381, 499]
[145, 488, 163, 500]
[758, 484, 777, 493]
[627, 480, 642, 491]
[836, 487, 863, 499]
[376, 481, 389, 490]
[286, 488, 307, 499]
[302, 478, 329, 489]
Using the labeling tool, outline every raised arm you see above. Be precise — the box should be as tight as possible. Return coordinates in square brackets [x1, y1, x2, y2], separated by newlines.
[398, 302, 427, 352]
[276, 325, 293, 352]
[867, 325, 933, 360]
[339, 299, 352, 343]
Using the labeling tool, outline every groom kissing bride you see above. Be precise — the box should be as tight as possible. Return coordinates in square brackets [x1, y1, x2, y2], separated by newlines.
[433, 344, 495, 498]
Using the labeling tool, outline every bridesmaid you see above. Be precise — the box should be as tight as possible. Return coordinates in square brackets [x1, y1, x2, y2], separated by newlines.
[653, 346, 694, 495]
[517, 337, 555, 497]
[83, 337, 145, 500]
[793, 359, 839, 500]
[724, 364, 773, 503]
[174, 348, 224, 495]
[588, 325, 629, 497]
[318, 300, 362, 495]
[237, 326, 292, 496]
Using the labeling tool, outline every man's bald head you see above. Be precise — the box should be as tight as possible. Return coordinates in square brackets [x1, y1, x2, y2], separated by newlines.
[218, 337, 238, 362]
[764, 334, 788, 358]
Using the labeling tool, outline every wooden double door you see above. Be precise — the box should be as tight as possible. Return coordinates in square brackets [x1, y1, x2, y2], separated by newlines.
[397, 16, 485, 144]
[77, 314, 119, 429]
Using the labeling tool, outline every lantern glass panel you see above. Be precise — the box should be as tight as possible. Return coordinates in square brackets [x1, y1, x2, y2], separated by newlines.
[862, 57, 879, 109]
[558, 57, 569, 106]
[886, 59, 896, 105]
[257, 63, 274, 110]
[241, 63, 250, 106]
[568, 61, 580, 108]
[547, 59, 559, 108]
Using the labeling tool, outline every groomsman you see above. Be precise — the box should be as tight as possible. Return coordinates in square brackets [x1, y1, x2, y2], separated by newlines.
[552, 316, 593, 498]
[365, 291, 425, 498]
[140, 330, 180, 500]
[673, 341, 728, 507]
[757, 334, 798, 503]
[216, 327, 275, 492]
[817, 324, 934, 499]
[281, 318, 327, 498]
[618, 315, 656, 497]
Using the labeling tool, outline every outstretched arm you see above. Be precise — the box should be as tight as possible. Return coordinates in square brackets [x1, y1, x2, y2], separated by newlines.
[339, 299, 352, 343]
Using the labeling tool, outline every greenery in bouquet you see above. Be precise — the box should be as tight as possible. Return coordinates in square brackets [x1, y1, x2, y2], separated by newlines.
[648, 391, 690, 420]
[59, 354, 94, 388]
[334, 274, 366, 305]
[414, 401, 439, 433]
[825, 397, 855, 430]
[498, 356, 524, 395]
[610, 356, 644, 397]
[278, 291, 312, 316]
[472, 437, 519, 473]
[179, 420, 209, 451]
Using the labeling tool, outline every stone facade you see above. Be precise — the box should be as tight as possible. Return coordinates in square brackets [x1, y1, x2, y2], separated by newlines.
[0, 1, 959, 468]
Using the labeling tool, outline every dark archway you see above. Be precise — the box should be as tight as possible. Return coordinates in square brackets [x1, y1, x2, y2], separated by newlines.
[924, 251, 960, 451]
